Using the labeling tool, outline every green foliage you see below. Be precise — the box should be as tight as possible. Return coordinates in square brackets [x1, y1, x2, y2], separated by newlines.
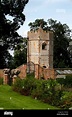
[11, 75, 72, 109]
[59, 91, 72, 109]
[13, 78, 63, 107]
[13, 37, 27, 68]
[40, 80, 62, 106]
[27, 72, 35, 78]
[0, 0, 29, 68]
[28, 19, 47, 31]
[13, 75, 35, 96]
[31, 80, 43, 99]
[20, 77, 35, 96]
[56, 75, 72, 88]
[0, 78, 3, 85]
[0, 50, 13, 69]
[12, 77, 23, 93]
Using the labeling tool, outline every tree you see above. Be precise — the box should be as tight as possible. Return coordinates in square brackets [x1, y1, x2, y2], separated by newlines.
[13, 37, 27, 68]
[28, 18, 71, 68]
[47, 19, 71, 68]
[0, 0, 29, 68]
[28, 19, 48, 31]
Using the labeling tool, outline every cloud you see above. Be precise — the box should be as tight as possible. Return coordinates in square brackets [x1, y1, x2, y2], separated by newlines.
[25, 0, 68, 14]
[34, 0, 68, 10]
[42, 0, 67, 5]
[56, 9, 66, 13]
[22, 30, 28, 37]
[30, 0, 67, 3]
[25, 9, 38, 13]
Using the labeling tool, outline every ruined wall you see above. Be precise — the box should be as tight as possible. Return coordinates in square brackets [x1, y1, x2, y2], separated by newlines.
[0, 64, 27, 84]
[0, 69, 9, 84]
[43, 68, 55, 79]
[35, 64, 56, 79]
[16, 64, 27, 79]
[0, 70, 4, 78]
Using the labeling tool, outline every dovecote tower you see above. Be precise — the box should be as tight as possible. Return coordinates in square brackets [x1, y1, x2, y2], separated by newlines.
[27, 27, 53, 69]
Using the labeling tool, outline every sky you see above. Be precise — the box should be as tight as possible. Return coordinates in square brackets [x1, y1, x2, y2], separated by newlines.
[17, 0, 72, 37]
[9, 0, 72, 55]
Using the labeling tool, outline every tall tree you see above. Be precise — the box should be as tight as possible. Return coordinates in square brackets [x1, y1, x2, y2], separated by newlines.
[28, 19, 48, 31]
[28, 18, 71, 68]
[13, 37, 27, 68]
[0, 0, 29, 68]
[47, 19, 71, 68]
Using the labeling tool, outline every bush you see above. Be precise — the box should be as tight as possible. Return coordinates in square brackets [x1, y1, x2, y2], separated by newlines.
[12, 76, 36, 96]
[59, 91, 72, 109]
[40, 79, 63, 106]
[12, 77, 23, 93]
[56, 75, 72, 88]
[20, 77, 35, 96]
[31, 80, 43, 99]
[12, 77, 63, 107]
[0, 77, 3, 85]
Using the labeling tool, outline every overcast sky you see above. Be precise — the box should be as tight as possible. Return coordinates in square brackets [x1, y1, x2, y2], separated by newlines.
[16, 0, 72, 37]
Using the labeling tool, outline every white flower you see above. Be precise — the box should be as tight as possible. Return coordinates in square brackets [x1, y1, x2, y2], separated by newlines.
[69, 107, 72, 110]
[35, 97, 37, 100]
[10, 97, 12, 100]
[22, 86, 24, 89]
[48, 86, 50, 89]
[0, 108, 4, 110]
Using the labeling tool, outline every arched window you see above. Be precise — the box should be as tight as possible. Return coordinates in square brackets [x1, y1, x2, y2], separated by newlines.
[42, 42, 47, 50]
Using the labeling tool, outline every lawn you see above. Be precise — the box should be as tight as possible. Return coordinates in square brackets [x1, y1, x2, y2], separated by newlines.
[0, 85, 59, 110]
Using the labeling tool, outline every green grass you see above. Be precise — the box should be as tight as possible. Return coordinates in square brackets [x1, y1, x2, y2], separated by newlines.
[0, 85, 59, 110]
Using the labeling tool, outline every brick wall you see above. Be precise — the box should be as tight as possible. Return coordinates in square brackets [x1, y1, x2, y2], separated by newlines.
[0, 64, 56, 84]
[43, 68, 55, 79]
[35, 64, 56, 79]
[0, 70, 4, 78]
[16, 64, 27, 79]
[0, 64, 27, 84]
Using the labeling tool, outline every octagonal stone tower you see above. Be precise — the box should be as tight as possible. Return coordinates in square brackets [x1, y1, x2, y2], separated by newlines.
[27, 27, 53, 69]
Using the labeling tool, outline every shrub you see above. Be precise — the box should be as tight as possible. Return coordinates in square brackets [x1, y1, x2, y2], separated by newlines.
[12, 77, 23, 93]
[40, 79, 63, 106]
[56, 75, 72, 88]
[12, 77, 63, 107]
[20, 77, 35, 96]
[0, 77, 3, 85]
[31, 80, 43, 99]
[59, 92, 72, 109]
